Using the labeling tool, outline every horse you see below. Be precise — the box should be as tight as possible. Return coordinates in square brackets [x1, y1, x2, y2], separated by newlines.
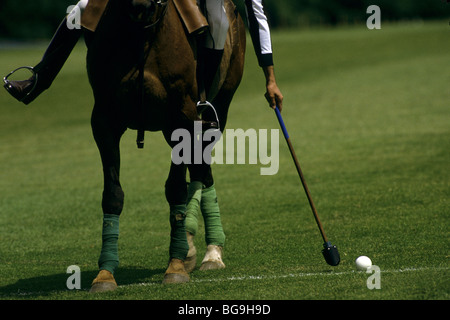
[84, 0, 246, 292]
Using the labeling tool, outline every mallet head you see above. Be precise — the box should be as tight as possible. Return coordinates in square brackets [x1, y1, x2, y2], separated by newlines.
[322, 241, 340, 266]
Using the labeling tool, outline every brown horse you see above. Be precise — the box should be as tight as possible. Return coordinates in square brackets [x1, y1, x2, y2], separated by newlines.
[85, 0, 245, 291]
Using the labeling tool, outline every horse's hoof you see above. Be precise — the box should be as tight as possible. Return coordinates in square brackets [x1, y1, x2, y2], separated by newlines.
[199, 260, 226, 271]
[162, 258, 190, 284]
[89, 270, 118, 293]
[199, 245, 225, 271]
[89, 281, 118, 293]
[162, 273, 190, 284]
[184, 232, 197, 273]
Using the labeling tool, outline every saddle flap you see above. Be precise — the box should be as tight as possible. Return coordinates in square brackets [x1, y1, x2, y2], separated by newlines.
[173, 0, 208, 35]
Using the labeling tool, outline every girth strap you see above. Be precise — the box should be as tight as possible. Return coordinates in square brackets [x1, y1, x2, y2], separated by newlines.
[136, 1, 169, 149]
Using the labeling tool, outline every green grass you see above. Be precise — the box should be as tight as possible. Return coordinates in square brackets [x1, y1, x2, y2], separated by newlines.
[0, 21, 449, 301]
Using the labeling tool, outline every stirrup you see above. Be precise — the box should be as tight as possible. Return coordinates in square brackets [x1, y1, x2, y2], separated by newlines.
[197, 100, 220, 132]
[3, 66, 38, 101]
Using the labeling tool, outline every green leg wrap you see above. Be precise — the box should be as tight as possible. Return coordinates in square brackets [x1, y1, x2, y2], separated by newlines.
[184, 181, 203, 236]
[98, 214, 120, 274]
[201, 185, 225, 247]
[169, 204, 189, 260]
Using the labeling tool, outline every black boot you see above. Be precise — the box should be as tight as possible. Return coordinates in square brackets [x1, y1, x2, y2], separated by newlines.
[197, 47, 224, 102]
[195, 47, 224, 131]
[3, 17, 82, 105]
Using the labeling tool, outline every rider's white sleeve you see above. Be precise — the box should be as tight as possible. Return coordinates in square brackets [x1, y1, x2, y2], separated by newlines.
[77, 0, 89, 12]
[244, 0, 273, 67]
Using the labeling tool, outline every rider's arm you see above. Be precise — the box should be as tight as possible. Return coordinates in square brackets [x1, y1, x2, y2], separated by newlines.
[244, 0, 273, 67]
[244, 0, 283, 110]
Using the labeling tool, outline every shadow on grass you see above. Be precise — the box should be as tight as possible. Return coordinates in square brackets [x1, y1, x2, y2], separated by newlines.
[0, 266, 166, 298]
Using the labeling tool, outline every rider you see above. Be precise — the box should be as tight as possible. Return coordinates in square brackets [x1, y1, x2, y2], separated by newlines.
[201, 0, 283, 110]
[4, 0, 283, 110]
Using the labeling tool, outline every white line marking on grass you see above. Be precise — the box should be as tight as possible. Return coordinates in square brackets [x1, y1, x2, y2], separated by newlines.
[2, 266, 447, 296]
[124, 266, 449, 288]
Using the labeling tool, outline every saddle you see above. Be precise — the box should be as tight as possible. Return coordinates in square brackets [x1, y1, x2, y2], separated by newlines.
[81, 0, 208, 34]
[82, 0, 212, 102]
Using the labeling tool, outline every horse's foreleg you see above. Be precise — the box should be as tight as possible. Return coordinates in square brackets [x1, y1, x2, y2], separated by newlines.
[164, 162, 189, 261]
[161, 161, 190, 284]
[90, 107, 126, 292]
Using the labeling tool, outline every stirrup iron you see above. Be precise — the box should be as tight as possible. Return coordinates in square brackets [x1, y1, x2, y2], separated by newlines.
[3, 66, 38, 101]
[197, 101, 220, 132]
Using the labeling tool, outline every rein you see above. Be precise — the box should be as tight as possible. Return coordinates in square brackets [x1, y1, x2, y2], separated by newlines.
[136, 0, 169, 149]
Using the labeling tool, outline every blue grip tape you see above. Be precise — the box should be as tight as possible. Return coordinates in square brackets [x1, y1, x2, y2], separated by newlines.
[275, 106, 289, 139]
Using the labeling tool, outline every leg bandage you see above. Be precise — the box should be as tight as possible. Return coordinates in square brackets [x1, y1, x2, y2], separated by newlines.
[185, 181, 204, 236]
[169, 204, 189, 260]
[201, 184, 225, 246]
[98, 214, 120, 274]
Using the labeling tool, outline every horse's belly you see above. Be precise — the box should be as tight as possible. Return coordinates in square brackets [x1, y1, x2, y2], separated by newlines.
[119, 73, 168, 132]
[126, 110, 166, 132]
[122, 100, 167, 132]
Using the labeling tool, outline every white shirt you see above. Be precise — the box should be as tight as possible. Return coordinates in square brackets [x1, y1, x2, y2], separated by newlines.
[244, 0, 273, 67]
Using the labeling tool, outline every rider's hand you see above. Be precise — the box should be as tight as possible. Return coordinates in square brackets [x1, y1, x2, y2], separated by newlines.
[263, 66, 284, 111]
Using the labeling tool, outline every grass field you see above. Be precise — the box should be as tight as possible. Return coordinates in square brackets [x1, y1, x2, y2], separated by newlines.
[0, 21, 449, 302]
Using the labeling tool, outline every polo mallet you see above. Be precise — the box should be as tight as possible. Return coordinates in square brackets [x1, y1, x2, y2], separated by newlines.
[275, 106, 340, 266]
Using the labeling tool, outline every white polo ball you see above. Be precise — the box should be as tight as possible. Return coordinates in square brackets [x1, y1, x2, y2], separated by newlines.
[355, 256, 372, 271]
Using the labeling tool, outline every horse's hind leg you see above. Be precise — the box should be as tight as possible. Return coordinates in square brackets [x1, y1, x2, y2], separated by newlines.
[187, 162, 226, 271]
[89, 106, 126, 293]
[184, 177, 203, 273]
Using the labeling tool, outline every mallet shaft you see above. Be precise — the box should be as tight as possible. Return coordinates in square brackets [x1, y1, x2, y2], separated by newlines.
[275, 107, 328, 243]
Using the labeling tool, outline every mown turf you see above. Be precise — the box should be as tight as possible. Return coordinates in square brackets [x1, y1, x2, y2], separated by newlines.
[0, 21, 448, 301]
